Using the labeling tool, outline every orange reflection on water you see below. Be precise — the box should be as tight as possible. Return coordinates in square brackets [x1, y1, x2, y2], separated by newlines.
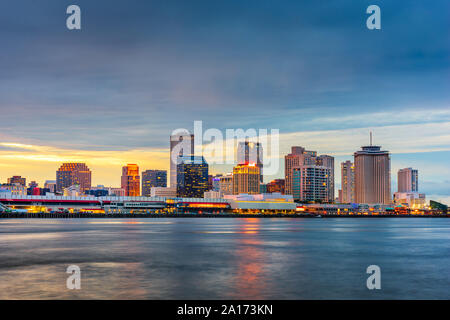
[233, 218, 268, 299]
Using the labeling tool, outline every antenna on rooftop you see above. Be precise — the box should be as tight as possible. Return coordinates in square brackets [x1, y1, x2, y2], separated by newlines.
[370, 131, 373, 146]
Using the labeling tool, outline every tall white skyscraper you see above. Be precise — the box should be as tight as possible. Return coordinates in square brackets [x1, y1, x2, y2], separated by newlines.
[169, 133, 194, 188]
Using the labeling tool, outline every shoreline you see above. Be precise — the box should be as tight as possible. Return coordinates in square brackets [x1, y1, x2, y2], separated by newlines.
[1, 212, 448, 219]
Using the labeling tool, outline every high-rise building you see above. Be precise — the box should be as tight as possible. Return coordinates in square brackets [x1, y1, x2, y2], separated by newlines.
[284, 146, 318, 195]
[284, 147, 334, 200]
[232, 163, 260, 195]
[318, 155, 335, 201]
[219, 174, 233, 196]
[7, 176, 26, 186]
[237, 140, 263, 182]
[397, 168, 418, 192]
[170, 133, 194, 188]
[284, 147, 305, 195]
[354, 136, 391, 204]
[56, 163, 92, 193]
[341, 161, 355, 203]
[121, 164, 140, 196]
[176, 156, 208, 198]
[141, 170, 167, 196]
[292, 165, 331, 202]
[266, 179, 285, 194]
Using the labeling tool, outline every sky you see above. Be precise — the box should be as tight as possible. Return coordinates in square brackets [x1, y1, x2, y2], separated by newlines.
[0, 0, 449, 203]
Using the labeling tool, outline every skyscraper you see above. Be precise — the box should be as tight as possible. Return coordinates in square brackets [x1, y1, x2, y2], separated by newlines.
[121, 164, 140, 196]
[292, 165, 331, 202]
[284, 146, 306, 195]
[232, 163, 260, 195]
[397, 168, 418, 192]
[318, 155, 335, 201]
[141, 170, 167, 196]
[56, 163, 92, 193]
[354, 136, 391, 204]
[170, 133, 194, 188]
[285, 146, 334, 200]
[341, 160, 355, 203]
[237, 140, 263, 182]
[176, 156, 208, 198]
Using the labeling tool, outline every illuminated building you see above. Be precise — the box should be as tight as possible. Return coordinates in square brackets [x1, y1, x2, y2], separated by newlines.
[121, 164, 140, 196]
[142, 170, 167, 196]
[394, 168, 424, 208]
[7, 176, 26, 186]
[232, 163, 260, 195]
[56, 163, 92, 193]
[354, 134, 391, 204]
[398, 168, 418, 192]
[292, 165, 331, 202]
[341, 161, 355, 203]
[284, 146, 317, 195]
[317, 155, 334, 201]
[266, 179, 285, 194]
[237, 140, 263, 182]
[219, 174, 233, 196]
[64, 185, 81, 197]
[176, 156, 208, 198]
[394, 192, 426, 209]
[0, 183, 27, 195]
[224, 193, 296, 212]
[170, 133, 194, 188]
[284, 147, 334, 200]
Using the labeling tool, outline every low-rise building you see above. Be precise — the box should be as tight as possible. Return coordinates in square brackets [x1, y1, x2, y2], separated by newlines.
[394, 192, 426, 209]
[151, 187, 177, 198]
[204, 190, 221, 199]
[224, 193, 296, 212]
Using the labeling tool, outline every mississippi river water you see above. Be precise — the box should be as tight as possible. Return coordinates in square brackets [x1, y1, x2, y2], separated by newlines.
[0, 218, 449, 299]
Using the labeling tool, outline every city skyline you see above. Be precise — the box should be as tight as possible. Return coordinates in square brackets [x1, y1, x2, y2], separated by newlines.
[0, 1, 448, 203]
[0, 134, 448, 204]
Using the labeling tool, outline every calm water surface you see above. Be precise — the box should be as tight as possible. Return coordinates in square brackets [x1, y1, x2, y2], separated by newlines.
[0, 218, 449, 299]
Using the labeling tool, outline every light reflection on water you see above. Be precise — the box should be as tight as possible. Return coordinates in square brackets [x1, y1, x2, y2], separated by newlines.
[0, 218, 449, 299]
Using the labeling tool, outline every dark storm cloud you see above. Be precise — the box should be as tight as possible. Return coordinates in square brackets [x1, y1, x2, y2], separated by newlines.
[0, 0, 448, 149]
